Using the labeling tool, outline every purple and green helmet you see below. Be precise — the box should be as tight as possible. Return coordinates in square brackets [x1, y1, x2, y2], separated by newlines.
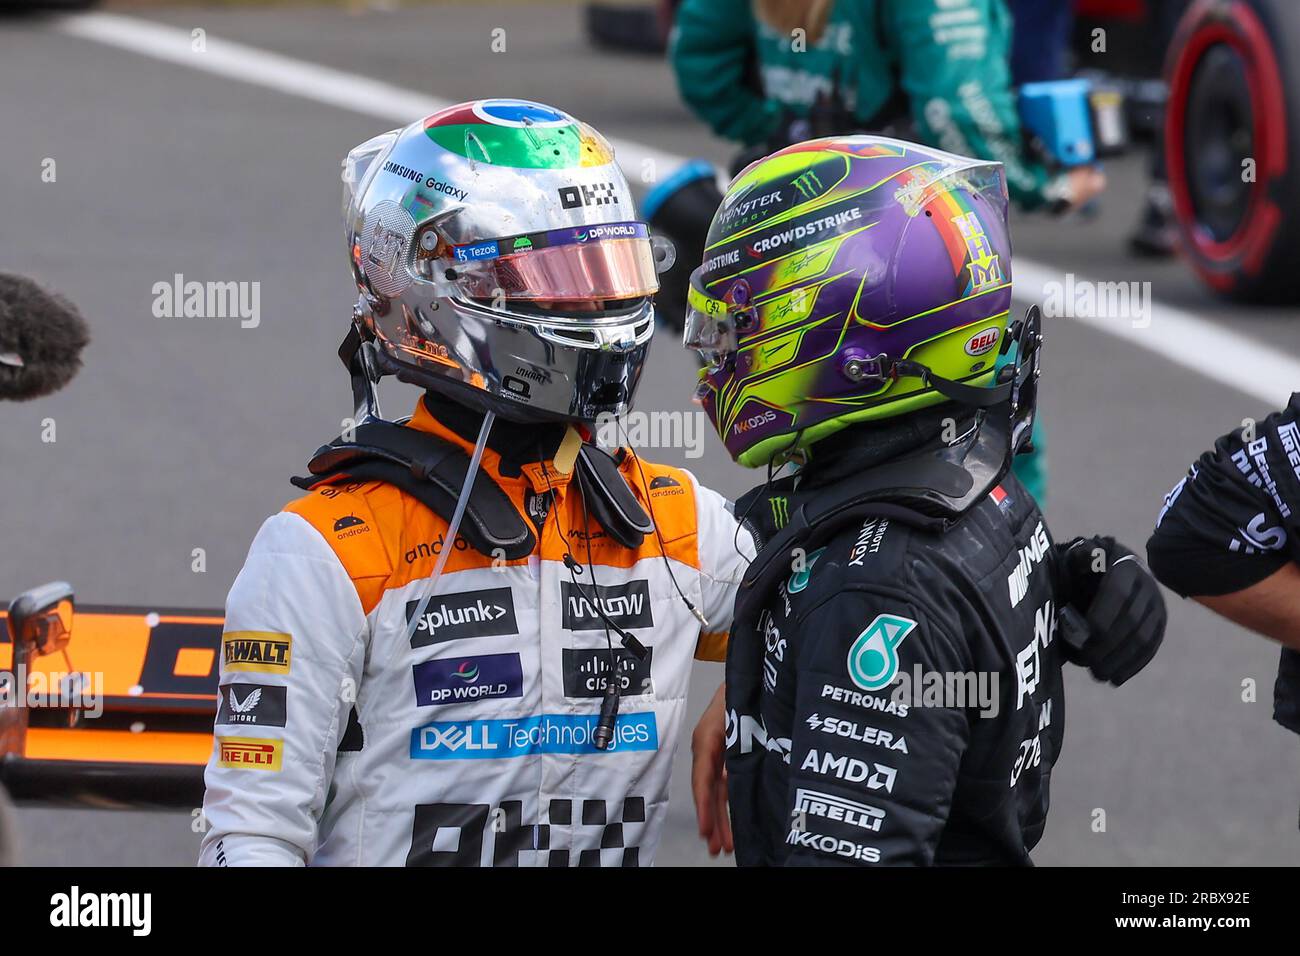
[684, 136, 1014, 468]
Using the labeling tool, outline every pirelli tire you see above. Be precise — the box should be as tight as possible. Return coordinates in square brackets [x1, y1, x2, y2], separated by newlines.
[1165, 0, 1300, 303]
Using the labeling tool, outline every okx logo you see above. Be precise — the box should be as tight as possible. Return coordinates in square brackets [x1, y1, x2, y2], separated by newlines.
[406, 587, 518, 648]
[846, 614, 916, 691]
[561, 580, 653, 631]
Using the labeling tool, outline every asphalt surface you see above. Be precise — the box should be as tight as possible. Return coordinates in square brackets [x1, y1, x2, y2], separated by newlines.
[1, 1, 1298, 866]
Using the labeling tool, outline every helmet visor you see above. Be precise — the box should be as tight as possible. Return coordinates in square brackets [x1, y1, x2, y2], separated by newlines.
[683, 268, 754, 366]
[442, 222, 664, 303]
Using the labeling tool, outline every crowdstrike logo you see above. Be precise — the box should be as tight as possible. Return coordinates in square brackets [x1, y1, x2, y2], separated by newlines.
[406, 588, 519, 648]
[747, 207, 862, 255]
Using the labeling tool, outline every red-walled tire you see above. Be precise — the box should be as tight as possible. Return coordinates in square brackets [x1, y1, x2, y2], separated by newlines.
[1165, 0, 1300, 303]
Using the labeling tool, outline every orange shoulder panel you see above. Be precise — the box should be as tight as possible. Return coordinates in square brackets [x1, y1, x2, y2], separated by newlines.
[283, 481, 402, 615]
[618, 452, 702, 571]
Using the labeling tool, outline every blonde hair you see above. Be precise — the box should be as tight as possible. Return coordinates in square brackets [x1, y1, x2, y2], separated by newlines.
[753, 0, 835, 45]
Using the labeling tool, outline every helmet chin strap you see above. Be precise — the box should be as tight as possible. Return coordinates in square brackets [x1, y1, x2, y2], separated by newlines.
[400, 410, 497, 652]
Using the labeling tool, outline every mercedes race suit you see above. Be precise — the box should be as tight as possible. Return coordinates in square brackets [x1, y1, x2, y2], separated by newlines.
[725, 450, 1066, 865]
[1146, 394, 1300, 735]
[199, 398, 753, 866]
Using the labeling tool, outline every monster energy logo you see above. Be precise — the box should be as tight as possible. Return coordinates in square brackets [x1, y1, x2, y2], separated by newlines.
[770, 495, 790, 529]
[791, 171, 824, 199]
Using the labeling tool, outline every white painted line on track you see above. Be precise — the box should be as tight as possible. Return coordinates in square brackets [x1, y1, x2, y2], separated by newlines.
[57, 12, 1300, 408]
[1012, 261, 1300, 408]
[56, 13, 688, 173]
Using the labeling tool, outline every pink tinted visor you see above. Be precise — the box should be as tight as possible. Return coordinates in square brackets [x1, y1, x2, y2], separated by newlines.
[447, 221, 667, 302]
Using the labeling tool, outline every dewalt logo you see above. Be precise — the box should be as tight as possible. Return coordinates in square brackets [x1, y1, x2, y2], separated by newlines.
[222, 631, 292, 674]
[217, 736, 283, 771]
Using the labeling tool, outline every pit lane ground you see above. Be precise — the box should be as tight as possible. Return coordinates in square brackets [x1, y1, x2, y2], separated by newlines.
[1, 1, 1296, 865]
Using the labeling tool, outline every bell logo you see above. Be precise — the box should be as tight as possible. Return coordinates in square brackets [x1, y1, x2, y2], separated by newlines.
[964, 326, 1001, 356]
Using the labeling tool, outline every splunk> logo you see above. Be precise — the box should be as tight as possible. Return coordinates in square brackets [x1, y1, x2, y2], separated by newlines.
[405, 588, 519, 648]
[846, 614, 917, 691]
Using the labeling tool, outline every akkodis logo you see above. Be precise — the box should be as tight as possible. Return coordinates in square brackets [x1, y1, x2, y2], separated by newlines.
[846, 614, 917, 691]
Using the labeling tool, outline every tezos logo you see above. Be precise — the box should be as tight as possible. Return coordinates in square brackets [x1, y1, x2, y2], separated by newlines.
[846, 614, 916, 690]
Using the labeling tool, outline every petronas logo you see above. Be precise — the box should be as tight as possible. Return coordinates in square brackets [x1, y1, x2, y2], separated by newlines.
[791, 171, 823, 199]
[847, 614, 917, 691]
[770, 495, 790, 529]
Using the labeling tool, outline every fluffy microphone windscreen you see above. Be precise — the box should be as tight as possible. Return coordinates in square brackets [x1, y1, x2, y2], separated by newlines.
[0, 273, 90, 401]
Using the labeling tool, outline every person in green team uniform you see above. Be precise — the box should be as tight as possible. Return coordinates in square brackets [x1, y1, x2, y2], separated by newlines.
[668, 0, 1104, 210]
[660, 0, 1076, 502]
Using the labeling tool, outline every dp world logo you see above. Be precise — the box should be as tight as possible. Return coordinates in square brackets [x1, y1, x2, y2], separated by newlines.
[847, 614, 916, 691]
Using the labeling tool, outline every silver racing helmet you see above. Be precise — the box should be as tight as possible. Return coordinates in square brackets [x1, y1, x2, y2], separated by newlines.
[342, 99, 674, 424]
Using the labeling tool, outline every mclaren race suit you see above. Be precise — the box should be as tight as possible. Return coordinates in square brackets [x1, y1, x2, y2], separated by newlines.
[725, 413, 1069, 865]
[1146, 396, 1300, 735]
[199, 397, 753, 866]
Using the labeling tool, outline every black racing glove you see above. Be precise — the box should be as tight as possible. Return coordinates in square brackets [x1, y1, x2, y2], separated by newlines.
[1056, 536, 1167, 686]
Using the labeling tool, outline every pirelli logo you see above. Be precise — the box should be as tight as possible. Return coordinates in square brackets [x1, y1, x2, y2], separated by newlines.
[217, 736, 283, 771]
[222, 631, 292, 674]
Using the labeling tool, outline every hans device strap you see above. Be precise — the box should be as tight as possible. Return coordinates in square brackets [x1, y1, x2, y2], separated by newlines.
[732, 409, 1013, 633]
[291, 422, 653, 559]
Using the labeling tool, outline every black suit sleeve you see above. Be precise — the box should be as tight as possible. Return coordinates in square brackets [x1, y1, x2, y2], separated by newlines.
[1146, 398, 1300, 597]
